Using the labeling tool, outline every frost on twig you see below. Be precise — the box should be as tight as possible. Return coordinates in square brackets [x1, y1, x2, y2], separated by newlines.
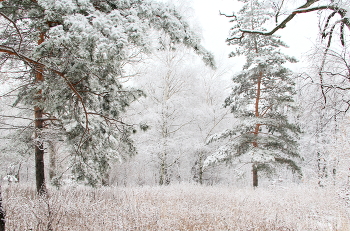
[227, 0, 350, 42]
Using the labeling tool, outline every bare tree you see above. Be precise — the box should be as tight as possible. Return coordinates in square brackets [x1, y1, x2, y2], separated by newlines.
[136, 35, 197, 185]
[226, 0, 349, 41]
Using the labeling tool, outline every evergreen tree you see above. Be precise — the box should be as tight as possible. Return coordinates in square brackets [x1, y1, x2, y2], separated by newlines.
[205, 0, 301, 187]
[0, 0, 214, 192]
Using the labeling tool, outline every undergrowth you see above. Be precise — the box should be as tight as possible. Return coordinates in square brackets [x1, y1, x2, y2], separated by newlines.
[2, 183, 349, 230]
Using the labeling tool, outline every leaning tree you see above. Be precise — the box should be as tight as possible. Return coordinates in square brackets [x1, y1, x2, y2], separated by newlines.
[0, 0, 214, 193]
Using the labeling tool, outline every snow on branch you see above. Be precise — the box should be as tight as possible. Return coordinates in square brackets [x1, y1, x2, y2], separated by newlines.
[0, 12, 23, 50]
[227, 1, 350, 41]
[0, 45, 92, 148]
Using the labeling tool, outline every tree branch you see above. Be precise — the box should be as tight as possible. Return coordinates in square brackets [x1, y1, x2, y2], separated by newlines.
[0, 12, 23, 51]
[227, 1, 349, 40]
[0, 45, 91, 149]
[219, 11, 236, 18]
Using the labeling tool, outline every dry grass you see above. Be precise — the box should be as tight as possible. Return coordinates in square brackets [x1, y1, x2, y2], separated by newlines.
[2, 183, 349, 230]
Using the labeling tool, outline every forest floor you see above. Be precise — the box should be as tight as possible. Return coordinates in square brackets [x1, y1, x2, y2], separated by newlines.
[2, 183, 350, 230]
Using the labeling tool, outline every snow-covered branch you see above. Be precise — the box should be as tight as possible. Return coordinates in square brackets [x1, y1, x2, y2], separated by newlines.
[227, 0, 350, 41]
[0, 45, 91, 149]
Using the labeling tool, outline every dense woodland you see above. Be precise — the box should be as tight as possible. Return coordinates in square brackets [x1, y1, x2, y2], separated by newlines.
[0, 0, 349, 230]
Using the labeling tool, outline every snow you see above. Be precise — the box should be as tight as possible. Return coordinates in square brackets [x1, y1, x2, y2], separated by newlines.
[248, 148, 275, 163]
[1, 1, 350, 225]
[2, 175, 18, 183]
[38, 0, 77, 13]
[63, 120, 78, 132]
[3, 184, 350, 230]
[76, 0, 93, 9]
[203, 146, 229, 167]
[344, 7, 350, 19]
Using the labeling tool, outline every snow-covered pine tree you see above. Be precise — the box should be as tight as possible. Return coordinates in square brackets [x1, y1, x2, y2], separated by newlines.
[205, 0, 301, 187]
[0, 0, 214, 191]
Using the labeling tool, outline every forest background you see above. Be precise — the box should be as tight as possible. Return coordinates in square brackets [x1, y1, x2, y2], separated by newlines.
[0, 0, 349, 189]
[0, 0, 349, 229]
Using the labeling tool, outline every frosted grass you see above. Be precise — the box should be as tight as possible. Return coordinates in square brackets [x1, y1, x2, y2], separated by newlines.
[3, 183, 349, 230]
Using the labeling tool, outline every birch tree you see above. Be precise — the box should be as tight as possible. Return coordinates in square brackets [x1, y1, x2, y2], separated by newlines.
[128, 34, 199, 185]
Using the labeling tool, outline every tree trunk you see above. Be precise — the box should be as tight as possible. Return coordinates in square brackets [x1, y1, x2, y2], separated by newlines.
[251, 70, 262, 187]
[35, 32, 47, 195]
[159, 156, 169, 185]
[0, 184, 5, 231]
[252, 164, 258, 187]
[35, 106, 46, 194]
[48, 141, 56, 181]
[199, 153, 203, 185]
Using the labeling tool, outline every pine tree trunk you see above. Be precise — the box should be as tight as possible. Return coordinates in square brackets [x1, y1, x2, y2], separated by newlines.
[35, 32, 47, 195]
[252, 71, 262, 187]
[0, 184, 5, 231]
[35, 106, 46, 194]
[252, 164, 258, 187]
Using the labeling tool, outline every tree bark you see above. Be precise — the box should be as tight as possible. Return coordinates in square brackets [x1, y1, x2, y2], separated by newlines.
[159, 155, 169, 185]
[35, 107, 46, 194]
[0, 184, 5, 231]
[199, 152, 203, 185]
[35, 32, 47, 195]
[252, 71, 263, 187]
[252, 164, 258, 187]
[48, 141, 56, 181]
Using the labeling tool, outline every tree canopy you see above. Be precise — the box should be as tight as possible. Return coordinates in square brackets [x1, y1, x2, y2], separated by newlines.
[0, 0, 214, 187]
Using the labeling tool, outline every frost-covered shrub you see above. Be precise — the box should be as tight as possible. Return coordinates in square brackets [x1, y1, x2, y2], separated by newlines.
[3, 183, 349, 230]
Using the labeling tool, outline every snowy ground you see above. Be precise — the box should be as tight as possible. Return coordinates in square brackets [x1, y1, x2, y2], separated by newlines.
[3, 183, 350, 230]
